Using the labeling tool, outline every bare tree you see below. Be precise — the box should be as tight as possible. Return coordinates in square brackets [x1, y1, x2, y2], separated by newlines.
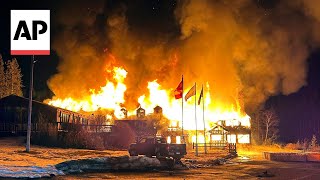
[0, 55, 5, 98]
[260, 108, 279, 144]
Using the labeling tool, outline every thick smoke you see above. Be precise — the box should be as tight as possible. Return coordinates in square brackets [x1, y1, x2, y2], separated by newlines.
[175, 0, 320, 113]
[48, 0, 320, 113]
[48, 0, 107, 99]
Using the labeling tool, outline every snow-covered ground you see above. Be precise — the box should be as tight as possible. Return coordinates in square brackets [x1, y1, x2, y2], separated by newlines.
[0, 165, 63, 179]
[0, 137, 128, 178]
[0, 137, 315, 179]
[0, 137, 127, 167]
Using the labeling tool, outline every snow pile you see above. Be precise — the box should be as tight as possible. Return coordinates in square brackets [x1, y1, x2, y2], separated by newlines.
[0, 165, 64, 179]
[55, 156, 163, 174]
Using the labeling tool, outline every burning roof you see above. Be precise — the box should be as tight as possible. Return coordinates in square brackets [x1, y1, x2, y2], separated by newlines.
[45, 1, 320, 130]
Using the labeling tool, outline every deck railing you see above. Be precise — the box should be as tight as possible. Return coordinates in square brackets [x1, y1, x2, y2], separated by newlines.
[193, 142, 237, 153]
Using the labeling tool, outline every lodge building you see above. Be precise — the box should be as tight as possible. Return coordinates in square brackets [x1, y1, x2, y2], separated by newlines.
[0, 95, 251, 149]
[0, 95, 113, 135]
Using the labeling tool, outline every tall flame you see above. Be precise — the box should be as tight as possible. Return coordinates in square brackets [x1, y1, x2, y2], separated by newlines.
[47, 66, 127, 119]
[131, 80, 250, 130]
[47, 66, 250, 130]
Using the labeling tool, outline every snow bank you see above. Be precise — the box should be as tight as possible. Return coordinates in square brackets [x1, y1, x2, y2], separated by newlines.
[0, 155, 175, 178]
[55, 156, 163, 174]
[0, 165, 64, 179]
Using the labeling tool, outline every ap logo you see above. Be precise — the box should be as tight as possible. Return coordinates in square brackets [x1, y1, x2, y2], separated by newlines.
[11, 10, 50, 55]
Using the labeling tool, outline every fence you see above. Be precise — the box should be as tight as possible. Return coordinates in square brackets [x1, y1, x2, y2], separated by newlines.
[57, 122, 113, 133]
[0, 122, 113, 134]
[0, 122, 37, 134]
[193, 142, 237, 154]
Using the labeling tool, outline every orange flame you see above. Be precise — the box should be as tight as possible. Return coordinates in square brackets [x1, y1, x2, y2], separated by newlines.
[47, 66, 250, 130]
[47, 66, 127, 119]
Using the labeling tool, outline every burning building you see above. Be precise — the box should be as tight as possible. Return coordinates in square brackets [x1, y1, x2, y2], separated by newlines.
[209, 120, 251, 145]
[45, 64, 252, 146]
[42, 0, 320, 147]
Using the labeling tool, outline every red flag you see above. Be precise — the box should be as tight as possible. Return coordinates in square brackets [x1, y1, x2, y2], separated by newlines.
[185, 84, 196, 101]
[174, 80, 183, 99]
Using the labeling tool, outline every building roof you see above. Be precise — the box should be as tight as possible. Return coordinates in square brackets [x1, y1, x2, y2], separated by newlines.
[210, 124, 229, 132]
[0, 95, 79, 114]
[209, 124, 251, 134]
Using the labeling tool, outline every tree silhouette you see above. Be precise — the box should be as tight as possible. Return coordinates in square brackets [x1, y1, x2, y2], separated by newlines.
[260, 108, 279, 144]
[5, 58, 23, 96]
[0, 55, 5, 98]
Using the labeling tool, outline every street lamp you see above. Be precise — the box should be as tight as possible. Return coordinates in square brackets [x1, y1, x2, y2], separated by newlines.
[26, 55, 35, 152]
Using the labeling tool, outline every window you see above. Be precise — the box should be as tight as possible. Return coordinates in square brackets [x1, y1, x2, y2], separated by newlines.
[60, 113, 70, 123]
[227, 134, 236, 143]
[238, 134, 250, 144]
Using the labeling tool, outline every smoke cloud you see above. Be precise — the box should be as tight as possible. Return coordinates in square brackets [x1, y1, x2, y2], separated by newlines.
[48, 0, 320, 114]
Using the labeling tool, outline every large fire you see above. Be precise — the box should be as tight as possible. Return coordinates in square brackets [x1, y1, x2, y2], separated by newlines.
[48, 66, 127, 119]
[47, 65, 250, 130]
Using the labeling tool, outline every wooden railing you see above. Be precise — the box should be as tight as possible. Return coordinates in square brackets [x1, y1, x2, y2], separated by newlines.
[57, 122, 113, 133]
[193, 142, 237, 153]
[0, 122, 113, 134]
[0, 123, 37, 133]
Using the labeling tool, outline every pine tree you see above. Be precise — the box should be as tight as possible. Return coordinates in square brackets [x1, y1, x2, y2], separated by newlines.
[5, 58, 23, 96]
[310, 134, 317, 151]
[0, 55, 5, 98]
[4, 60, 11, 96]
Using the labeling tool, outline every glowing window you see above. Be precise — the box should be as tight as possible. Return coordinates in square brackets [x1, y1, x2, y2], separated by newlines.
[176, 136, 181, 144]
[227, 134, 236, 143]
[211, 135, 222, 141]
[238, 134, 250, 144]
[167, 136, 171, 144]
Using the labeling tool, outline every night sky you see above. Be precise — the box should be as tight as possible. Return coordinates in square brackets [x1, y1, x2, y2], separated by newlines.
[1, 0, 320, 142]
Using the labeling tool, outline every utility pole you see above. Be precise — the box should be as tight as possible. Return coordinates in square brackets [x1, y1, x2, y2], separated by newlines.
[26, 55, 34, 152]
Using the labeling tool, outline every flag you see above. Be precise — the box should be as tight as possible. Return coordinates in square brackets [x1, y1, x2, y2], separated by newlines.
[198, 86, 203, 105]
[185, 84, 196, 101]
[174, 80, 183, 99]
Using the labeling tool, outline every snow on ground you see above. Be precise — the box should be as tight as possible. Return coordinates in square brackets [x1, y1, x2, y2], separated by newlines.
[0, 165, 64, 179]
[0, 137, 230, 167]
[0, 137, 128, 178]
[0, 137, 307, 179]
[0, 137, 127, 167]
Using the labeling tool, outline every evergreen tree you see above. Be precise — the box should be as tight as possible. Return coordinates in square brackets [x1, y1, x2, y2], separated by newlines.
[5, 58, 23, 96]
[4, 60, 10, 96]
[310, 134, 317, 150]
[0, 55, 5, 98]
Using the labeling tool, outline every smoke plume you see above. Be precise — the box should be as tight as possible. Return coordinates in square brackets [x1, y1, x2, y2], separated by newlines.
[48, 0, 320, 114]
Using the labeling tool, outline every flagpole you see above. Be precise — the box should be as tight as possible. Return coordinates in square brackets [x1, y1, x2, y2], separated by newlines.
[195, 82, 198, 156]
[181, 75, 184, 143]
[202, 84, 207, 154]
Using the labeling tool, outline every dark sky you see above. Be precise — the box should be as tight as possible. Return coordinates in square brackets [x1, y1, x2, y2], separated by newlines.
[267, 51, 320, 142]
[0, 0, 60, 100]
[0, 0, 178, 100]
[1, 0, 320, 142]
